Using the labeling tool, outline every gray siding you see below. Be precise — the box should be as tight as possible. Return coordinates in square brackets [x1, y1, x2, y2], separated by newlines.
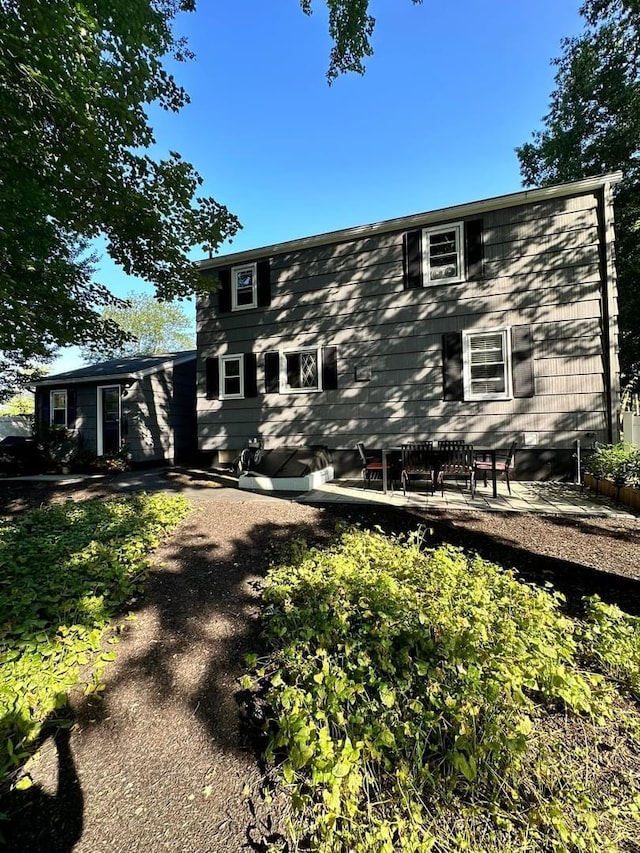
[197, 190, 617, 455]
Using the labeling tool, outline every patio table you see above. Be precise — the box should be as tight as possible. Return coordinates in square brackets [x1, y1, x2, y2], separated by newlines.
[382, 446, 500, 498]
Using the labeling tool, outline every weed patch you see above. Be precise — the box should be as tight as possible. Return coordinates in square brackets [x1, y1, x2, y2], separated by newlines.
[248, 527, 640, 852]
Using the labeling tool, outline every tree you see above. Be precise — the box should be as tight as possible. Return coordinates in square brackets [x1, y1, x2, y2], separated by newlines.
[0, 392, 34, 416]
[0, 0, 239, 400]
[0, 1, 420, 401]
[516, 0, 640, 394]
[301, 0, 423, 83]
[79, 292, 195, 363]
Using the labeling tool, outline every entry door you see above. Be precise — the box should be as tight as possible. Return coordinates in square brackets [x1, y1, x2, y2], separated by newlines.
[97, 386, 121, 455]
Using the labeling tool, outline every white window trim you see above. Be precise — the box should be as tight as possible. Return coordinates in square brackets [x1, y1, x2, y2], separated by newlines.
[219, 353, 245, 399]
[231, 262, 258, 311]
[96, 384, 121, 456]
[422, 222, 465, 285]
[462, 327, 512, 401]
[50, 389, 68, 427]
[279, 346, 323, 394]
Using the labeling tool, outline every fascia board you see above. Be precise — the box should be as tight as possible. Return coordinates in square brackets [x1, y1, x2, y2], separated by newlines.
[199, 172, 623, 271]
[30, 352, 196, 387]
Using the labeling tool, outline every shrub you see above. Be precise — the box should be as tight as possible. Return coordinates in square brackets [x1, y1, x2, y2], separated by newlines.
[585, 441, 640, 486]
[249, 528, 640, 852]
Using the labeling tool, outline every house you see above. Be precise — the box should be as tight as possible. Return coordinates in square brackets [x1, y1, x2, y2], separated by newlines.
[196, 174, 622, 480]
[32, 351, 197, 466]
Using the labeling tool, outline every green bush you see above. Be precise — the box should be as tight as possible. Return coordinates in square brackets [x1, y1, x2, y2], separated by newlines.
[250, 528, 640, 852]
[0, 493, 189, 784]
[585, 442, 640, 486]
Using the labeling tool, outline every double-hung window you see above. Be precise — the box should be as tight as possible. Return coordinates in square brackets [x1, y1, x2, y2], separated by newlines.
[280, 347, 322, 393]
[220, 354, 244, 399]
[463, 328, 511, 400]
[423, 223, 464, 284]
[231, 263, 257, 310]
[50, 390, 68, 426]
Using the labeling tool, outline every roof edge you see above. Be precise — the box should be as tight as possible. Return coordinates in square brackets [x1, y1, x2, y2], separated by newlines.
[199, 173, 624, 270]
[31, 350, 197, 387]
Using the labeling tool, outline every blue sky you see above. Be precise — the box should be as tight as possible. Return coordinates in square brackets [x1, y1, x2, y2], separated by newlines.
[52, 0, 584, 372]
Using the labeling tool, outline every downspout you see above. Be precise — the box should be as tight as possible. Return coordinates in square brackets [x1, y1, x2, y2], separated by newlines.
[597, 181, 621, 443]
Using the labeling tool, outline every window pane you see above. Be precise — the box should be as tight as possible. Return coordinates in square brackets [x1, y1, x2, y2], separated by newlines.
[235, 268, 254, 306]
[225, 359, 240, 378]
[225, 377, 241, 395]
[468, 332, 507, 396]
[428, 230, 459, 280]
[103, 388, 120, 419]
[285, 351, 319, 390]
[300, 353, 318, 388]
[52, 391, 66, 409]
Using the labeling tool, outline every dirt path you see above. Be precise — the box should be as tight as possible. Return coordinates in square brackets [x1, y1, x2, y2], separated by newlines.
[1, 481, 638, 852]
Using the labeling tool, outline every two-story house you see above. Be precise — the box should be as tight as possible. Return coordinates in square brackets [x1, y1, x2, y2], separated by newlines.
[197, 174, 621, 481]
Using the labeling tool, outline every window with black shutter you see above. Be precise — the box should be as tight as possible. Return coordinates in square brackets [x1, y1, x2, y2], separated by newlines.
[405, 220, 484, 289]
[442, 326, 534, 401]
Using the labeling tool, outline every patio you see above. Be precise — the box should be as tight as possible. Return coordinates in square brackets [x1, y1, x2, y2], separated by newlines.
[299, 478, 635, 517]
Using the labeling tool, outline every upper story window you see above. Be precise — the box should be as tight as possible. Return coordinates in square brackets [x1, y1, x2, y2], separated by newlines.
[220, 354, 244, 399]
[463, 328, 512, 401]
[50, 389, 68, 426]
[280, 347, 322, 393]
[423, 223, 464, 284]
[232, 263, 257, 311]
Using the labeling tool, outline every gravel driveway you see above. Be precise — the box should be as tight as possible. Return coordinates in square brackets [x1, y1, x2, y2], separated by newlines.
[1, 476, 638, 852]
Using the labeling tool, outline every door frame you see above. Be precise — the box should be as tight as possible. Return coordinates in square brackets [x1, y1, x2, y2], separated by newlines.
[96, 384, 121, 456]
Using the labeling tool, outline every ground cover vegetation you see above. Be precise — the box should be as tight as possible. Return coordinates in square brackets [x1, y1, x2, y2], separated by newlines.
[249, 527, 640, 852]
[517, 0, 640, 395]
[0, 492, 190, 788]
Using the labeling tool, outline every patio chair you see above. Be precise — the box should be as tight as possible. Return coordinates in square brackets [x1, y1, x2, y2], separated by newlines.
[437, 442, 476, 497]
[400, 441, 434, 495]
[356, 442, 397, 490]
[475, 441, 517, 495]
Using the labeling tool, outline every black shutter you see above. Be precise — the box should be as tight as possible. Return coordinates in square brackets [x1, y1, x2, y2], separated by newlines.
[442, 332, 464, 401]
[257, 260, 271, 307]
[264, 351, 280, 393]
[205, 357, 219, 399]
[243, 353, 258, 397]
[218, 269, 232, 313]
[39, 390, 50, 427]
[67, 387, 77, 428]
[465, 219, 484, 280]
[321, 346, 338, 390]
[403, 230, 423, 290]
[512, 326, 535, 398]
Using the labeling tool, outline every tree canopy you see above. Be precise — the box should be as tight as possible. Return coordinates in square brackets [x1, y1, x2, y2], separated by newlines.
[0, 1, 422, 401]
[302, 0, 423, 84]
[0, 0, 238, 399]
[79, 292, 195, 363]
[516, 0, 640, 394]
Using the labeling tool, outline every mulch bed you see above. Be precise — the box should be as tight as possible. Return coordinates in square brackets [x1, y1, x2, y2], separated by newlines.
[0, 477, 638, 851]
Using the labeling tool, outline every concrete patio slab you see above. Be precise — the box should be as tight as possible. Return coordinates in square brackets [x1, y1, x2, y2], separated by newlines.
[298, 479, 635, 517]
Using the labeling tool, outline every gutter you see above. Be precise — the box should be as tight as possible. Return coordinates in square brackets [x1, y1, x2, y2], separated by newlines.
[199, 172, 624, 270]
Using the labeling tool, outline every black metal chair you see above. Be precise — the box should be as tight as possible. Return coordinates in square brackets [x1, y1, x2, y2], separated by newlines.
[400, 441, 434, 495]
[475, 441, 517, 495]
[356, 442, 397, 490]
[437, 442, 476, 496]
